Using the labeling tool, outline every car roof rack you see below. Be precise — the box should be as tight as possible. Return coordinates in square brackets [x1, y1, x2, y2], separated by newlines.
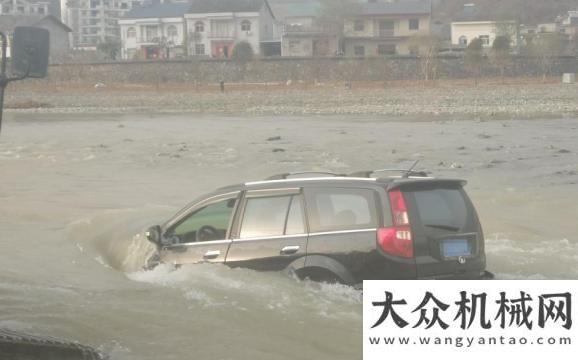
[266, 171, 346, 180]
[349, 161, 428, 179]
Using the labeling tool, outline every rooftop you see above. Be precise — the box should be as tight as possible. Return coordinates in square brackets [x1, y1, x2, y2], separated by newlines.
[187, 0, 269, 14]
[352, 0, 432, 17]
[123, 1, 192, 19]
[270, 0, 321, 20]
[0, 14, 71, 32]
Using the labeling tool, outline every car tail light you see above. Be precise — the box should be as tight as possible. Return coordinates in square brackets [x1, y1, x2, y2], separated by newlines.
[377, 190, 414, 258]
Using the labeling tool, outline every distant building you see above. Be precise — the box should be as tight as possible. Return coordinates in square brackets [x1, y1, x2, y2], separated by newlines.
[0, 0, 50, 16]
[118, 0, 280, 59]
[184, 0, 279, 58]
[342, 0, 433, 57]
[450, 3, 518, 50]
[0, 14, 72, 62]
[272, 0, 338, 57]
[451, 21, 517, 48]
[119, 1, 189, 59]
[60, 0, 147, 50]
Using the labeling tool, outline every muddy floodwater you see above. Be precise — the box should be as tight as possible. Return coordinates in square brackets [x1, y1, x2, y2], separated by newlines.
[1, 113, 577, 359]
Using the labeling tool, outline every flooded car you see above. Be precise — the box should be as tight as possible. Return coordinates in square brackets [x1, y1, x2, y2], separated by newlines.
[145, 170, 493, 285]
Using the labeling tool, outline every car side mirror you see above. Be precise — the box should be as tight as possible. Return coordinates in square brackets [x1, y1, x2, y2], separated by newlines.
[11, 26, 50, 79]
[145, 225, 162, 246]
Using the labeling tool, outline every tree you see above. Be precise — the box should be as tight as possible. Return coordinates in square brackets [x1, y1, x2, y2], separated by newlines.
[231, 41, 254, 61]
[318, 0, 360, 54]
[464, 38, 485, 85]
[231, 41, 254, 81]
[527, 32, 568, 81]
[97, 39, 121, 61]
[409, 34, 441, 82]
[490, 35, 512, 82]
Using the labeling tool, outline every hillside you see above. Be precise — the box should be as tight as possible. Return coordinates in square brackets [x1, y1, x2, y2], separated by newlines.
[433, 0, 578, 24]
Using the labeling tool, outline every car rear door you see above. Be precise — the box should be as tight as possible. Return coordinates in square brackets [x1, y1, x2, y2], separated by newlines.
[225, 188, 308, 272]
[396, 181, 486, 278]
[159, 192, 240, 266]
[304, 186, 380, 283]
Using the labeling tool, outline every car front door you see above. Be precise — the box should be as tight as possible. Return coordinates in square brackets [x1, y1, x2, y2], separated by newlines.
[225, 188, 308, 272]
[159, 192, 240, 266]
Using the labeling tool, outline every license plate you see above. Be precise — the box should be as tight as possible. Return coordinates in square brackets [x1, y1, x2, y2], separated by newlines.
[441, 239, 471, 258]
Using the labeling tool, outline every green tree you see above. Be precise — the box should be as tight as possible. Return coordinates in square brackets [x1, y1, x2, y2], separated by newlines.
[97, 39, 121, 61]
[231, 41, 254, 61]
[231, 41, 254, 81]
[490, 35, 512, 82]
[464, 37, 485, 85]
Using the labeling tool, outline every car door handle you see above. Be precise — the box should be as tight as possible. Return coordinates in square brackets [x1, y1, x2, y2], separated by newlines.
[280, 245, 300, 255]
[203, 250, 220, 260]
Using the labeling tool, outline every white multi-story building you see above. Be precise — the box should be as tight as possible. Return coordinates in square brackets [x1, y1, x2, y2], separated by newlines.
[118, 0, 280, 59]
[60, 0, 147, 49]
[119, 0, 189, 59]
[184, 0, 277, 58]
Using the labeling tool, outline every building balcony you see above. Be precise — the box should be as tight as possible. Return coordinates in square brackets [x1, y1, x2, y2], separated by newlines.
[377, 29, 394, 37]
[283, 24, 338, 36]
[343, 29, 402, 39]
[207, 31, 235, 39]
[137, 37, 161, 44]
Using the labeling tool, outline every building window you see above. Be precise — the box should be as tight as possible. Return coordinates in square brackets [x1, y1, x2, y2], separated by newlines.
[195, 44, 205, 55]
[194, 21, 204, 33]
[458, 36, 468, 46]
[288, 40, 300, 52]
[377, 43, 396, 55]
[409, 18, 419, 30]
[127, 27, 136, 38]
[354, 45, 365, 56]
[479, 35, 490, 45]
[354, 20, 364, 31]
[167, 25, 178, 38]
[241, 20, 251, 32]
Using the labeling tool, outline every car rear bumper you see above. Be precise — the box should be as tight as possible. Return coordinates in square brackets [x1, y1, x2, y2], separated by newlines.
[418, 270, 495, 280]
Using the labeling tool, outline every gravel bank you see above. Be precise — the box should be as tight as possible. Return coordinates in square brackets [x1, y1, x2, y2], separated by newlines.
[5, 81, 578, 119]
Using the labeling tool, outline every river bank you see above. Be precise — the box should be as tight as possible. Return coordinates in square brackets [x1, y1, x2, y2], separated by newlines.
[5, 78, 578, 120]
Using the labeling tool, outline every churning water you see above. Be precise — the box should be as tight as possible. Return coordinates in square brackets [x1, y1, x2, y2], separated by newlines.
[1, 113, 577, 359]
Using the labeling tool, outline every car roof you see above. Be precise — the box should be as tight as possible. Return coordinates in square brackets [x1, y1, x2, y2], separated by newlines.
[214, 175, 459, 193]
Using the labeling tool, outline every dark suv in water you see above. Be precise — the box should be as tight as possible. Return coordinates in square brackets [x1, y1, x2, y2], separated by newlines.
[145, 170, 493, 285]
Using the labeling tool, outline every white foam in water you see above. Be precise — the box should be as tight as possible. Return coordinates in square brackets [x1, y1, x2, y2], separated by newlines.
[127, 263, 362, 321]
[486, 234, 578, 279]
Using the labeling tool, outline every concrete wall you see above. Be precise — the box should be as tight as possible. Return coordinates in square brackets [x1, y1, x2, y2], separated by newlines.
[42, 56, 578, 84]
[282, 36, 339, 57]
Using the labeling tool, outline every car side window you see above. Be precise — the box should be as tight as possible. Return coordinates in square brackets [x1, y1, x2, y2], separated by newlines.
[240, 195, 291, 238]
[169, 197, 236, 243]
[306, 188, 377, 232]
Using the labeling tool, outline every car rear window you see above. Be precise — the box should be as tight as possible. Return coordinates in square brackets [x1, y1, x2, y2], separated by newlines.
[411, 188, 468, 230]
[306, 188, 377, 232]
